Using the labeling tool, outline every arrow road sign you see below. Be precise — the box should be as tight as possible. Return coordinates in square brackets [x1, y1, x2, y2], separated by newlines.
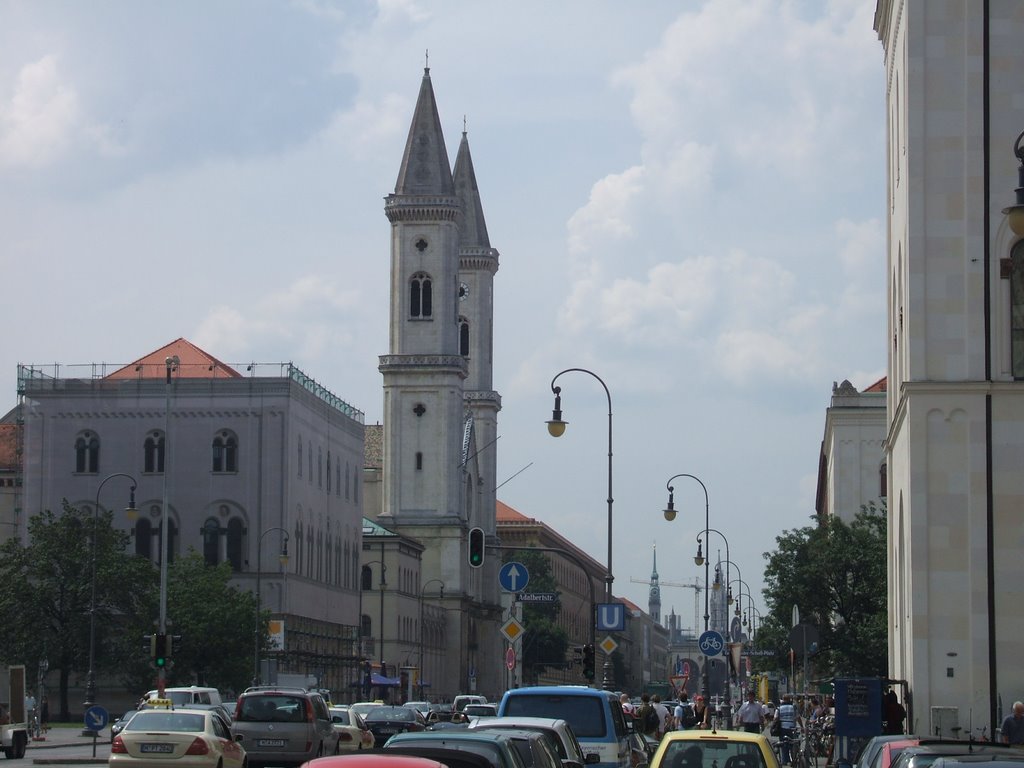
[84, 705, 109, 732]
[499, 562, 530, 592]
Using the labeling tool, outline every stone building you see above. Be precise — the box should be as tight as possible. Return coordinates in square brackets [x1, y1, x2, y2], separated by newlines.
[875, 0, 1024, 735]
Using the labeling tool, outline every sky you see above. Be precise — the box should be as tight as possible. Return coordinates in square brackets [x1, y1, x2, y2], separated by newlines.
[0, 0, 886, 631]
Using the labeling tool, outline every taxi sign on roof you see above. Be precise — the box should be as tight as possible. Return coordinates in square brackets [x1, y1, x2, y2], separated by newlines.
[147, 698, 173, 708]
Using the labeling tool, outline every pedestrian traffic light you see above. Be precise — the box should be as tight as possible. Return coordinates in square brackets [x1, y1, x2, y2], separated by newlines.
[582, 644, 595, 680]
[468, 527, 485, 568]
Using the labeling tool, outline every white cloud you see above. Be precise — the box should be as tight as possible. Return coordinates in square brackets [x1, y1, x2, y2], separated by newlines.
[566, 166, 645, 257]
[0, 55, 80, 168]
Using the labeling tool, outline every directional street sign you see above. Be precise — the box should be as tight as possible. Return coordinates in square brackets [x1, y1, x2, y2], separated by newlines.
[517, 592, 557, 603]
[499, 562, 530, 593]
[84, 705, 109, 732]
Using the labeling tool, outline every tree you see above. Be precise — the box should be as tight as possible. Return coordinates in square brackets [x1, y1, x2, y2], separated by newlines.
[757, 504, 887, 680]
[0, 501, 157, 720]
[123, 552, 262, 696]
[502, 550, 569, 683]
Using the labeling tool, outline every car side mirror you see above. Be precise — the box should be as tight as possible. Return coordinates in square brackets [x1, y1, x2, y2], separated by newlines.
[586, 754, 602, 764]
[234, 735, 244, 743]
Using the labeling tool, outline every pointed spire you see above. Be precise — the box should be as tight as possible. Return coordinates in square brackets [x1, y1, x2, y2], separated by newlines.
[453, 128, 491, 248]
[394, 68, 454, 196]
[651, 542, 659, 579]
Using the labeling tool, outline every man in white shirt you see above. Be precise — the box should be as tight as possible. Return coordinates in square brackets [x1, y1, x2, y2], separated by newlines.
[736, 690, 764, 733]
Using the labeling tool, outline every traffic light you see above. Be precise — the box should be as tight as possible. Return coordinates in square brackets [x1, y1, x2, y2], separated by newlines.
[571, 646, 584, 668]
[468, 527, 485, 568]
[582, 644, 595, 681]
[154, 633, 168, 668]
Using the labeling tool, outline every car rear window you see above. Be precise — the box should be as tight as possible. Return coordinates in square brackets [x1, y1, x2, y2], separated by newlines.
[237, 695, 309, 723]
[502, 695, 605, 739]
[126, 712, 206, 732]
[660, 740, 767, 768]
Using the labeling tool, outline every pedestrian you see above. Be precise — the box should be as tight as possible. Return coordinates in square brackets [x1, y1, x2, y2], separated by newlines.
[637, 693, 659, 738]
[776, 694, 801, 766]
[620, 693, 635, 719]
[737, 690, 765, 733]
[1001, 701, 1024, 745]
[675, 694, 699, 730]
[883, 690, 907, 735]
[652, 694, 670, 739]
[692, 695, 710, 729]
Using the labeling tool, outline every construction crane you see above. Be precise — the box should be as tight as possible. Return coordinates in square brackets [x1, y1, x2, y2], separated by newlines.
[630, 576, 703, 633]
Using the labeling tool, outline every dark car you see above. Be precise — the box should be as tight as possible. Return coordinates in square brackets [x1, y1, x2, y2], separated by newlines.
[890, 741, 1023, 768]
[110, 709, 141, 743]
[362, 705, 427, 747]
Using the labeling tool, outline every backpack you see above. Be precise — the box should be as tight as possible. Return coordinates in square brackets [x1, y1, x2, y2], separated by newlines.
[679, 704, 698, 729]
[639, 703, 659, 733]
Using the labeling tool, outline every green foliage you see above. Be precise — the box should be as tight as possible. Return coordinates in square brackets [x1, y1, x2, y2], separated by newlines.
[756, 503, 888, 678]
[0, 500, 156, 719]
[123, 551, 260, 695]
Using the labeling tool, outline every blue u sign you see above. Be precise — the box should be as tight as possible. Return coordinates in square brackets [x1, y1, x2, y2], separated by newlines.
[698, 630, 725, 657]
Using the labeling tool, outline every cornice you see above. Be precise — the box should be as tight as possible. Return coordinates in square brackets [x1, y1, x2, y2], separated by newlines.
[465, 390, 501, 407]
[384, 195, 462, 224]
[378, 354, 468, 376]
[459, 249, 500, 274]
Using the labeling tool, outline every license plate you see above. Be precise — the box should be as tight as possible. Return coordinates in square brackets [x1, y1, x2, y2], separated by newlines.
[258, 739, 286, 747]
[140, 744, 175, 754]
[377, 728, 398, 734]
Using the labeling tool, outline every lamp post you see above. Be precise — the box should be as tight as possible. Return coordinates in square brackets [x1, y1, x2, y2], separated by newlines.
[418, 579, 445, 699]
[663, 473, 709, 699]
[546, 368, 613, 689]
[253, 527, 289, 685]
[361, 559, 387, 696]
[85, 473, 138, 707]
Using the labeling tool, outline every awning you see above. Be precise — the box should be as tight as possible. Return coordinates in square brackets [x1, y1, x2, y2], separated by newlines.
[370, 673, 401, 686]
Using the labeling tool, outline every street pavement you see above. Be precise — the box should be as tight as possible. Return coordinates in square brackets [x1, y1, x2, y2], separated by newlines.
[25, 726, 110, 765]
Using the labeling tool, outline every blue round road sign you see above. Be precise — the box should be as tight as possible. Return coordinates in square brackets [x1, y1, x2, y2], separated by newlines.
[84, 705, 109, 731]
[698, 630, 725, 657]
[498, 562, 529, 592]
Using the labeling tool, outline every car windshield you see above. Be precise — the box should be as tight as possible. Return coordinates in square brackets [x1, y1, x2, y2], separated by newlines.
[237, 695, 308, 723]
[659, 740, 768, 768]
[126, 712, 205, 733]
[367, 707, 415, 722]
[502, 695, 606, 739]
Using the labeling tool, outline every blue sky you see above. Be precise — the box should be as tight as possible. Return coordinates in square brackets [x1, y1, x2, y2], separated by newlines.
[0, 0, 886, 626]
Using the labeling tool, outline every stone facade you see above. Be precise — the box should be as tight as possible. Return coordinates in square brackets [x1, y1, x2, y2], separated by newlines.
[875, 0, 1024, 736]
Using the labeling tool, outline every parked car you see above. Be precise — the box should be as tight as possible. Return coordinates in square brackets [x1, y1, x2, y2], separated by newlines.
[468, 715, 597, 768]
[110, 707, 244, 768]
[648, 727, 779, 768]
[231, 686, 339, 767]
[362, 706, 428, 747]
[330, 707, 375, 751]
[110, 709, 142, 744]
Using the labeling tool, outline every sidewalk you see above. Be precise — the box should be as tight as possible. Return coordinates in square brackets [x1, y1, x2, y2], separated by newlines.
[27, 726, 109, 750]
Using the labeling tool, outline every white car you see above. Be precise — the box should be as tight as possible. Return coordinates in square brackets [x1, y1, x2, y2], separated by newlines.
[329, 707, 374, 751]
[110, 708, 245, 768]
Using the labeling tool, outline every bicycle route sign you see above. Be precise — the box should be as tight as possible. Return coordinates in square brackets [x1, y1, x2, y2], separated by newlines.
[698, 630, 725, 657]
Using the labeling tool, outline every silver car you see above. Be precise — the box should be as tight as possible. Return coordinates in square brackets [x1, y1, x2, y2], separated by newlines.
[231, 686, 339, 767]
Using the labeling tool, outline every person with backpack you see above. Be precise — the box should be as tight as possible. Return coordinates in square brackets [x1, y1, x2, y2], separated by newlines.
[674, 693, 699, 730]
[636, 693, 659, 738]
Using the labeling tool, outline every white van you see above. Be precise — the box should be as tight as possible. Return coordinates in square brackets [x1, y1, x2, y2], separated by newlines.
[145, 686, 223, 707]
[453, 694, 488, 713]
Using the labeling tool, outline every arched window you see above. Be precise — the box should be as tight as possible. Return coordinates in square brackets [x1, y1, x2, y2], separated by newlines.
[227, 517, 244, 572]
[157, 517, 178, 565]
[326, 452, 332, 493]
[459, 317, 470, 356]
[212, 431, 238, 473]
[410, 272, 433, 318]
[75, 432, 100, 474]
[1011, 239, 1024, 377]
[298, 438, 303, 477]
[361, 565, 373, 591]
[144, 431, 165, 473]
[203, 517, 221, 565]
[336, 462, 341, 497]
[308, 441, 313, 483]
[318, 447, 323, 488]
[135, 518, 152, 559]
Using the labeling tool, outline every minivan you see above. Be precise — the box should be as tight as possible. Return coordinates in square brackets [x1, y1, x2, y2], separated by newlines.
[145, 686, 223, 707]
[231, 686, 339, 767]
[498, 687, 630, 768]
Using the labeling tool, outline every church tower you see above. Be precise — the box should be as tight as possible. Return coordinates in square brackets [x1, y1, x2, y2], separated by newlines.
[379, 66, 502, 697]
[648, 543, 662, 625]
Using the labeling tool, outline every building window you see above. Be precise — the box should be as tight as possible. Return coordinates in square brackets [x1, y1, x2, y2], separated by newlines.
[410, 272, 433, 318]
[416, 452, 423, 470]
[308, 441, 313, 484]
[361, 564, 373, 590]
[459, 317, 470, 356]
[75, 432, 99, 474]
[144, 431, 165, 473]
[1012, 240, 1024, 377]
[227, 517, 244, 571]
[336, 462, 341, 497]
[326, 452, 332, 493]
[298, 437, 303, 477]
[135, 518, 152, 559]
[880, 463, 888, 498]
[203, 517, 221, 565]
[212, 431, 238, 473]
[318, 447, 323, 488]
